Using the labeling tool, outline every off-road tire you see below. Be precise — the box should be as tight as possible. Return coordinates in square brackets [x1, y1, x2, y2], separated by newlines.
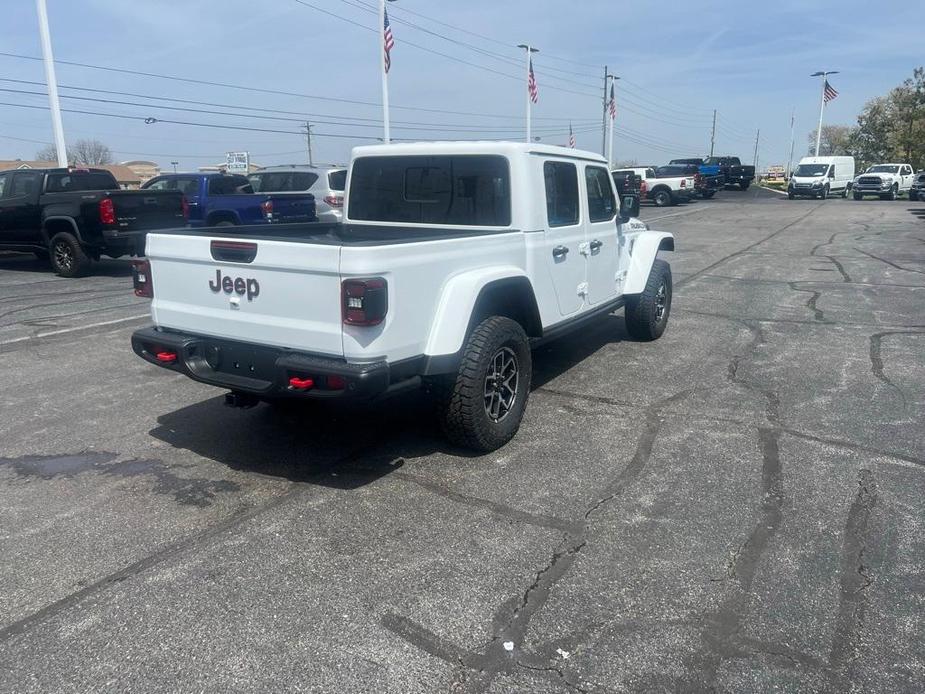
[434, 316, 531, 452]
[49, 232, 92, 277]
[653, 189, 672, 207]
[624, 259, 672, 341]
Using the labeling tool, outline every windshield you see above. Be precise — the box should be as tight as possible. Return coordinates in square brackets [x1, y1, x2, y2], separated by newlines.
[794, 164, 828, 177]
[866, 165, 899, 174]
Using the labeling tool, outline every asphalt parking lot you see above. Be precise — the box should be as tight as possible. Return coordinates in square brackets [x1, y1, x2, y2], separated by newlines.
[1, 188, 923, 692]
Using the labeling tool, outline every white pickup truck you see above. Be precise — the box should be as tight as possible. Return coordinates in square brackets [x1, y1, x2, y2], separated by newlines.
[614, 166, 694, 207]
[853, 163, 916, 200]
[131, 142, 675, 451]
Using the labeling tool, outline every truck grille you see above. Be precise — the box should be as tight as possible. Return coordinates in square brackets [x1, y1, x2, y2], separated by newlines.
[857, 176, 883, 186]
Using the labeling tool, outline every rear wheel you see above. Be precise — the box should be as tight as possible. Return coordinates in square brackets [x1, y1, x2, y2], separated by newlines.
[49, 232, 92, 277]
[702, 191, 716, 199]
[213, 220, 237, 227]
[624, 259, 672, 341]
[653, 189, 672, 207]
[435, 316, 531, 452]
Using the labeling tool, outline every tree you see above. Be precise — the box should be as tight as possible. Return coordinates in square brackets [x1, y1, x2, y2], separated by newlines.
[852, 97, 893, 170]
[807, 124, 855, 156]
[35, 138, 113, 166]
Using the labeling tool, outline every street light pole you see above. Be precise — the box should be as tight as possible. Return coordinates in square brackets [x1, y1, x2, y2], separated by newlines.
[811, 70, 838, 157]
[171, 161, 178, 174]
[35, 0, 67, 167]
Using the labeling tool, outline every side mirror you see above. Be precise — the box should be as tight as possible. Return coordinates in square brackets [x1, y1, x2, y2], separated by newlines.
[619, 194, 639, 222]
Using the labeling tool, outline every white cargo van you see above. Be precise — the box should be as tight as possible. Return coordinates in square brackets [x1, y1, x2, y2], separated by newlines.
[788, 156, 855, 199]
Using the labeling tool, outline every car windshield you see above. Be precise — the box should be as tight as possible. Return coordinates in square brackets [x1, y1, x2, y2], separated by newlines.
[794, 164, 828, 177]
[867, 165, 899, 173]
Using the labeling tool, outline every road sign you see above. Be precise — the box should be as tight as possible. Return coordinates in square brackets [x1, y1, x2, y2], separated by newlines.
[225, 151, 249, 174]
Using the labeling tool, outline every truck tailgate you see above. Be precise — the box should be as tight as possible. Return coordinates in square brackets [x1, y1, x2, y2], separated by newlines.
[146, 232, 343, 356]
[110, 191, 186, 230]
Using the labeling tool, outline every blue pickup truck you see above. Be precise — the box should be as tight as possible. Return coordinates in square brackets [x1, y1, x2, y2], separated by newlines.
[141, 173, 316, 227]
[668, 158, 725, 198]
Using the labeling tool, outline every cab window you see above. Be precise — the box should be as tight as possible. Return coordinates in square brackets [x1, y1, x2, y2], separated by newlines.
[585, 166, 616, 222]
[544, 161, 579, 227]
[0, 173, 7, 198]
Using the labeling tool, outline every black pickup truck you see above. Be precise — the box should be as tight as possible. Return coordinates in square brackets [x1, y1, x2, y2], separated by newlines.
[0, 167, 186, 277]
[703, 156, 756, 190]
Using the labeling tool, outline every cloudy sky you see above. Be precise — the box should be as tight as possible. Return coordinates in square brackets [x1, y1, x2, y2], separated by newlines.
[0, 0, 921, 171]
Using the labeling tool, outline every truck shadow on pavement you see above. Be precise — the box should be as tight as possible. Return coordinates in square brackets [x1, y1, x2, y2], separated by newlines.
[148, 314, 628, 489]
[0, 253, 133, 277]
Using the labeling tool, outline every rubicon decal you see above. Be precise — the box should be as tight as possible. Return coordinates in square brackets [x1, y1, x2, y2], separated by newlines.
[209, 269, 260, 301]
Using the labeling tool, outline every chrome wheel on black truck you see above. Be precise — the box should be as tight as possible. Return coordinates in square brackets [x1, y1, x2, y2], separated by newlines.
[436, 316, 532, 452]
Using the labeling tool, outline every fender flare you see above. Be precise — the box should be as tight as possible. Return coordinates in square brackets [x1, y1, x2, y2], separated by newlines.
[623, 231, 674, 295]
[424, 266, 537, 361]
[41, 216, 84, 244]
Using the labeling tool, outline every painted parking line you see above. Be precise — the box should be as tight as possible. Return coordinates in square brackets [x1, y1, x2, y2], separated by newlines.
[0, 313, 149, 346]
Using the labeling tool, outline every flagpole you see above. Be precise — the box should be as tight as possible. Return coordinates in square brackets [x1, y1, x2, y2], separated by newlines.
[518, 44, 538, 143]
[380, 0, 391, 144]
[811, 70, 838, 157]
[35, 0, 67, 167]
[786, 107, 795, 178]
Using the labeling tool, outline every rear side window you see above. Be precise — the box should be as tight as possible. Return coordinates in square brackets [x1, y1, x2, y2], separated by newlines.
[250, 172, 318, 192]
[208, 176, 253, 195]
[10, 172, 41, 197]
[328, 169, 347, 191]
[45, 172, 118, 192]
[585, 166, 616, 222]
[544, 161, 579, 227]
[0, 173, 7, 197]
[349, 155, 510, 226]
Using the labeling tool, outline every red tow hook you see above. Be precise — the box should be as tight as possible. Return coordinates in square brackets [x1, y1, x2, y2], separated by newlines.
[288, 376, 315, 390]
[155, 351, 178, 364]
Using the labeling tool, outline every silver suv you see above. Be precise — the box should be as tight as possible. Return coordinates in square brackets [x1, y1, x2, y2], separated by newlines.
[248, 165, 347, 222]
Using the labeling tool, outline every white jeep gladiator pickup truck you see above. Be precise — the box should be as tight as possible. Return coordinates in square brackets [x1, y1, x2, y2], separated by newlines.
[131, 142, 674, 451]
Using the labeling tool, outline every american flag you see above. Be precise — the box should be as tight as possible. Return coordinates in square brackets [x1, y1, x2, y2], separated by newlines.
[609, 83, 617, 120]
[383, 7, 394, 74]
[568, 123, 575, 148]
[528, 59, 538, 104]
[823, 80, 838, 103]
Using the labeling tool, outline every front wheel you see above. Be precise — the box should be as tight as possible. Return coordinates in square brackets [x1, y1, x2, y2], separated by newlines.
[624, 259, 672, 341]
[49, 232, 92, 277]
[853, 192, 862, 201]
[740, 182, 750, 190]
[788, 192, 795, 200]
[819, 185, 828, 200]
[435, 316, 532, 452]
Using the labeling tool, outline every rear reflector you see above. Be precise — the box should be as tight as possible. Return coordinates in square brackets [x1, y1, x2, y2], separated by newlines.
[131, 259, 153, 298]
[326, 375, 346, 390]
[210, 240, 258, 263]
[155, 351, 177, 363]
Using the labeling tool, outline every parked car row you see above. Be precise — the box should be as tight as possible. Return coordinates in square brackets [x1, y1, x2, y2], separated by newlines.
[787, 157, 922, 201]
[0, 162, 347, 276]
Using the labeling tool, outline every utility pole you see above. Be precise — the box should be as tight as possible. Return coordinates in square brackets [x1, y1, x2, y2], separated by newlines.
[304, 122, 314, 166]
[753, 129, 760, 175]
[709, 109, 717, 157]
[35, 0, 67, 167]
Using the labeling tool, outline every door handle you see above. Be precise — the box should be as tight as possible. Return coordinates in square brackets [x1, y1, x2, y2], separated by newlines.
[552, 245, 569, 258]
[589, 239, 603, 251]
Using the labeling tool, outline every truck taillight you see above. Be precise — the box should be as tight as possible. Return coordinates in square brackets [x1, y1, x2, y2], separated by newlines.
[680, 179, 687, 188]
[260, 200, 273, 219]
[323, 194, 344, 208]
[181, 195, 189, 221]
[132, 259, 153, 298]
[342, 278, 388, 326]
[99, 197, 116, 225]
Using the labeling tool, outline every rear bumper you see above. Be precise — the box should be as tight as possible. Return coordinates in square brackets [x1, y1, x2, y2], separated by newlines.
[131, 326, 393, 400]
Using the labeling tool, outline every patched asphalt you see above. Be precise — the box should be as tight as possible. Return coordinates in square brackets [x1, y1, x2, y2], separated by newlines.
[0, 188, 923, 692]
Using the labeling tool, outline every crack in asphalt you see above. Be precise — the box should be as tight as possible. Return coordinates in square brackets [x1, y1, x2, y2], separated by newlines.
[854, 247, 925, 276]
[868, 331, 925, 410]
[825, 255, 853, 283]
[829, 470, 878, 675]
[787, 282, 827, 322]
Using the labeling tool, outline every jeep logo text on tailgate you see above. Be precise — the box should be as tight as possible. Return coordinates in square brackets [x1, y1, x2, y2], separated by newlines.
[209, 270, 260, 301]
